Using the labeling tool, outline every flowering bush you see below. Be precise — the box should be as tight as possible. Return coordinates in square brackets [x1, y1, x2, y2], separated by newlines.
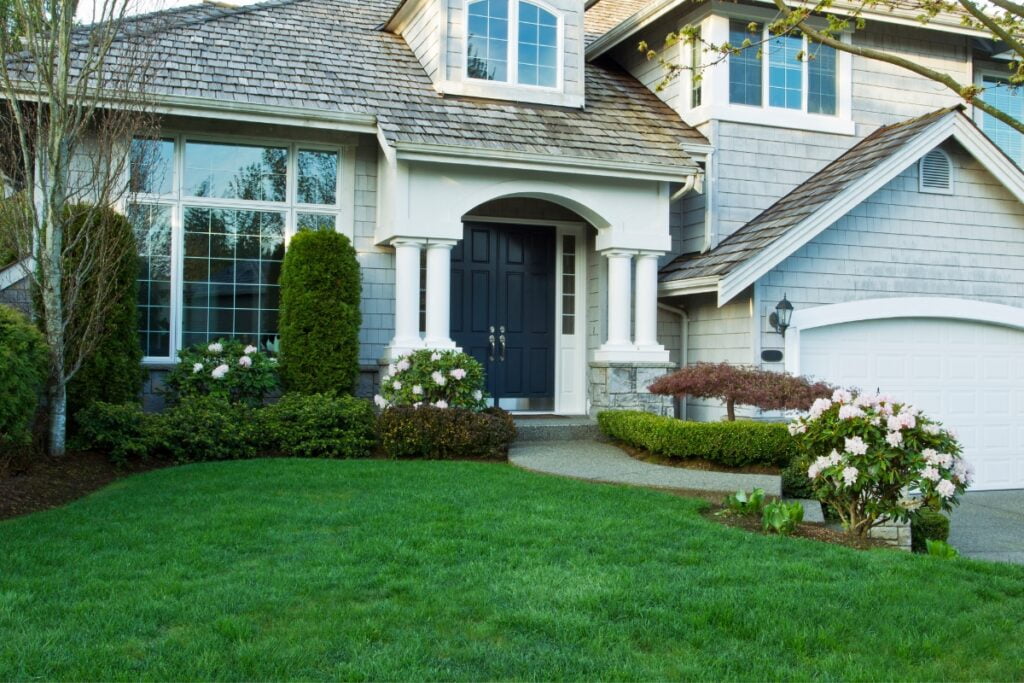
[162, 339, 279, 407]
[789, 389, 972, 537]
[375, 349, 487, 411]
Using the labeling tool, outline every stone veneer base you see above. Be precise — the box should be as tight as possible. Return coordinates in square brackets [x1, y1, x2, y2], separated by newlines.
[588, 361, 676, 417]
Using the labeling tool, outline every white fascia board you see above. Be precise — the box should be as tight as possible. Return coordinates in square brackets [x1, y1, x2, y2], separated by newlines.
[151, 96, 378, 134]
[717, 113, 957, 305]
[0, 258, 33, 290]
[586, 0, 986, 61]
[951, 116, 1024, 205]
[384, 0, 432, 33]
[658, 275, 719, 296]
[393, 141, 700, 182]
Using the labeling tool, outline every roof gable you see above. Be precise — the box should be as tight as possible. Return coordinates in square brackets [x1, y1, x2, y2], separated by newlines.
[660, 108, 1024, 305]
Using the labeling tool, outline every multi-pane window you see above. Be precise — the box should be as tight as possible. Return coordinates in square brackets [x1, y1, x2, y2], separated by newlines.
[982, 76, 1024, 166]
[729, 21, 838, 116]
[129, 136, 345, 360]
[561, 234, 575, 335]
[467, 0, 559, 88]
[728, 21, 762, 105]
[690, 27, 702, 108]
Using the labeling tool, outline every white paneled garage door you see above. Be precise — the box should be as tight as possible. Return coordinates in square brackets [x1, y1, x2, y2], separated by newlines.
[799, 317, 1024, 491]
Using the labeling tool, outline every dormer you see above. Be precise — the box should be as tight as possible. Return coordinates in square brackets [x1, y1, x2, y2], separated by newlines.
[387, 0, 586, 108]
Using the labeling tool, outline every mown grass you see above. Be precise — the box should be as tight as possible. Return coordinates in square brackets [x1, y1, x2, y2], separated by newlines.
[1, 459, 1022, 681]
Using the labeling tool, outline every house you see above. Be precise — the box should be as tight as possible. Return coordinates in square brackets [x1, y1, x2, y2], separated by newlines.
[1, 0, 1022, 490]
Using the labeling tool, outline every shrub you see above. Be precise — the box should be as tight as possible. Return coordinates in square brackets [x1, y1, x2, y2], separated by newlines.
[259, 393, 376, 458]
[781, 459, 816, 499]
[162, 339, 279, 407]
[151, 396, 259, 462]
[597, 410, 796, 467]
[648, 363, 834, 421]
[377, 405, 515, 459]
[762, 500, 804, 536]
[790, 389, 971, 538]
[76, 402, 155, 464]
[0, 304, 49, 446]
[926, 539, 959, 558]
[65, 206, 144, 430]
[911, 508, 951, 553]
[377, 349, 487, 411]
[722, 488, 766, 516]
[279, 230, 361, 395]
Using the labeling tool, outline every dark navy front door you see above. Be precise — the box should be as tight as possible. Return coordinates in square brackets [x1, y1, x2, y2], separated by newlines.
[450, 222, 555, 410]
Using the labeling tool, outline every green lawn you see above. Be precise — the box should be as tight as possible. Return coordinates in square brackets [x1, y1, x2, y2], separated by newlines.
[1, 460, 1022, 681]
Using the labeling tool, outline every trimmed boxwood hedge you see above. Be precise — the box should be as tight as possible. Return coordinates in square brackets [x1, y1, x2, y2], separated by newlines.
[278, 229, 361, 395]
[597, 410, 796, 468]
[378, 405, 516, 460]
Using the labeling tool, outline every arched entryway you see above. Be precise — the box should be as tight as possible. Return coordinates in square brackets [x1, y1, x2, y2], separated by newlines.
[452, 198, 589, 413]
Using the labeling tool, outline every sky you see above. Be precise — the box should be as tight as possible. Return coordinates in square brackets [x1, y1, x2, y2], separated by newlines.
[74, 0, 262, 22]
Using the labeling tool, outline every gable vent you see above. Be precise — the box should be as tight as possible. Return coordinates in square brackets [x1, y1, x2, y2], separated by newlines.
[919, 149, 954, 194]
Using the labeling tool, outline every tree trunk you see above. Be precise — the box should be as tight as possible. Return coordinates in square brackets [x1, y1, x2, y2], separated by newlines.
[726, 399, 736, 421]
[47, 379, 67, 457]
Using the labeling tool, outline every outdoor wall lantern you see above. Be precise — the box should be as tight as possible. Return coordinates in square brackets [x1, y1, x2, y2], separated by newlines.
[769, 294, 794, 337]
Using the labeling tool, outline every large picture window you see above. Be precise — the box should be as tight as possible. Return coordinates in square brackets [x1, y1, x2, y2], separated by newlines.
[467, 0, 560, 89]
[729, 21, 838, 116]
[129, 136, 347, 361]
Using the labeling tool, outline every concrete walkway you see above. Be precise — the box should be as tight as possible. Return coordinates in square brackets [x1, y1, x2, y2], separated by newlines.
[509, 440, 782, 496]
[949, 491, 1024, 565]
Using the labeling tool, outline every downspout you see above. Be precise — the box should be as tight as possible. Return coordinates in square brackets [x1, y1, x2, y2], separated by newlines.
[669, 173, 697, 203]
[658, 302, 688, 420]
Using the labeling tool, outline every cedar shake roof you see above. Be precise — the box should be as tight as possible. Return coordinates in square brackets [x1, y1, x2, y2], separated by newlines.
[584, 0, 658, 45]
[659, 108, 959, 283]
[95, 0, 704, 174]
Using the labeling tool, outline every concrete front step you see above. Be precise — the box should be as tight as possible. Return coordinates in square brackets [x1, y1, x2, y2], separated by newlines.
[513, 416, 604, 443]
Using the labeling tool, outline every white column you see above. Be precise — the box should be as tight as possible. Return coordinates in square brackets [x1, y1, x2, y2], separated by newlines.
[386, 238, 425, 358]
[601, 249, 635, 352]
[634, 251, 663, 351]
[423, 240, 457, 349]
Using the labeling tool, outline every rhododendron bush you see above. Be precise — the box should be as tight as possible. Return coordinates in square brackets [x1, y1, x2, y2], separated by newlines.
[376, 349, 487, 411]
[648, 362, 834, 420]
[163, 339, 279, 407]
[790, 389, 972, 537]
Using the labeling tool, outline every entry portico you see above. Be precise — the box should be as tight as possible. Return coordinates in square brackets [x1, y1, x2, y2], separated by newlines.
[376, 152, 698, 414]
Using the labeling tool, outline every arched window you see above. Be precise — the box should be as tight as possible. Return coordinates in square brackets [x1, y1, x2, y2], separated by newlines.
[467, 0, 560, 88]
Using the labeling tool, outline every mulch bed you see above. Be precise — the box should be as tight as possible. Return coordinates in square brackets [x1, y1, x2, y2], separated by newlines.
[704, 506, 893, 550]
[615, 442, 782, 476]
[0, 449, 171, 522]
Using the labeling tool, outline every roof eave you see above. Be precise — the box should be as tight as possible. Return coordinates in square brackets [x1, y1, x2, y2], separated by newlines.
[393, 140, 701, 182]
[657, 275, 720, 297]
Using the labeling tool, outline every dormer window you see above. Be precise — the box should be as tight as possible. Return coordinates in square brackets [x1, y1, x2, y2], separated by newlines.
[467, 0, 560, 89]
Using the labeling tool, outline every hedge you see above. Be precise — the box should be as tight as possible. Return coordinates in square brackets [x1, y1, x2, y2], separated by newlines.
[65, 206, 144, 427]
[378, 405, 516, 459]
[0, 304, 49, 446]
[259, 393, 375, 459]
[278, 229, 361, 395]
[597, 410, 796, 468]
[911, 508, 951, 553]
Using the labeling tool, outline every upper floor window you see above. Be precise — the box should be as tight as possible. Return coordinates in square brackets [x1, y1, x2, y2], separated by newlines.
[981, 75, 1023, 166]
[467, 0, 559, 89]
[728, 21, 837, 116]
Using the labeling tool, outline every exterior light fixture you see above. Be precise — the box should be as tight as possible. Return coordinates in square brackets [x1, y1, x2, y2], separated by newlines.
[769, 294, 794, 336]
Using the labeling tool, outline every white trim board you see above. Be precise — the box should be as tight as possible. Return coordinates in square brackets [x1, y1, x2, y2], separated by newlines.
[783, 297, 1024, 376]
[716, 111, 1024, 306]
[0, 257, 32, 290]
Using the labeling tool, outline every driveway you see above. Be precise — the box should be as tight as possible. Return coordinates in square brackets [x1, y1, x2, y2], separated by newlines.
[948, 491, 1024, 564]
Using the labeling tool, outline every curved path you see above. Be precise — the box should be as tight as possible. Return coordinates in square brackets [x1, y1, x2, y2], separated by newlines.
[509, 440, 782, 496]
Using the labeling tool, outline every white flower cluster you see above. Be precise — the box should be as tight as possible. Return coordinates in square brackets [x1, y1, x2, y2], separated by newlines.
[199, 341, 260, 380]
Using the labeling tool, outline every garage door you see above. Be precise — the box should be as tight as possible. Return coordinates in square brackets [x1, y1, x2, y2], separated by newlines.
[799, 317, 1024, 491]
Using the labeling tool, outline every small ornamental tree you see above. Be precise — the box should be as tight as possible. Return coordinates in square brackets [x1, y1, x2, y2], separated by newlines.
[376, 349, 487, 411]
[790, 389, 972, 538]
[648, 362, 833, 421]
[279, 230, 361, 395]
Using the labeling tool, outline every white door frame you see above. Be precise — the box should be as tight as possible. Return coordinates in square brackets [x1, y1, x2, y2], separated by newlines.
[460, 215, 589, 415]
[784, 296, 1024, 376]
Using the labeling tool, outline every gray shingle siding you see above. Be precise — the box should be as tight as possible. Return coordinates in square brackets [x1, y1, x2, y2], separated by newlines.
[757, 140, 1024, 369]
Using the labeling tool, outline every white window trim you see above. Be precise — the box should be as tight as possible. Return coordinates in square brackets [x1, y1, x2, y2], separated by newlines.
[132, 132, 356, 365]
[463, 0, 564, 92]
[683, 11, 855, 136]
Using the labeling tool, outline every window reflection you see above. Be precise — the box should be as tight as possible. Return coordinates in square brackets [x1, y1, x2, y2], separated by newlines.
[468, 0, 509, 82]
[184, 142, 288, 202]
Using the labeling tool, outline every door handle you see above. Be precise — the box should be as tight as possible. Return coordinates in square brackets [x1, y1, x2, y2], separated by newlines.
[488, 326, 496, 361]
[499, 325, 506, 362]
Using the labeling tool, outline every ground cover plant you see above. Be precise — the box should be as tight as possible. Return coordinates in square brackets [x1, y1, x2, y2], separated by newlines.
[0, 459, 1021, 680]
